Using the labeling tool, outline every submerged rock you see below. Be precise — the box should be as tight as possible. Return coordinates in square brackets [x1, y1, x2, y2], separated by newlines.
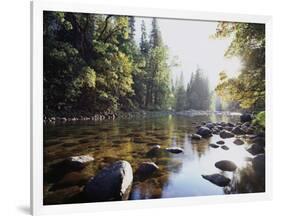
[216, 140, 225, 145]
[202, 174, 231, 187]
[196, 126, 212, 138]
[84, 160, 133, 202]
[232, 126, 246, 135]
[252, 136, 265, 147]
[247, 143, 265, 155]
[240, 113, 252, 123]
[252, 154, 265, 177]
[215, 160, 237, 171]
[233, 138, 244, 145]
[219, 130, 235, 139]
[51, 155, 94, 172]
[191, 133, 202, 140]
[221, 145, 229, 150]
[205, 123, 215, 129]
[136, 162, 159, 177]
[146, 145, 167, 157]
[209, 143, 219, 148]
[165, 147, 184, 154]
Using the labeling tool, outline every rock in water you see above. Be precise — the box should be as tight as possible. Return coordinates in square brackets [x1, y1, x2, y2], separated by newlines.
[252, 136, 265, 147]
[84, 160, 133, 202]
[202, 174, 231, 187]
[136, 162, 159, 177]
[247, 143, 265, 155]
[165, 147, 184, 154]
[191, 133, 202, 140]
[215, 160, 237, 171]
[51, 155, 94, 172]
[221, 145, 229, 150]
[232, 126, 246, 135]
[219, 130, 235, 139]
[205, 123, 214, 129]
[209, 143, 219, 148]
[146, 145, 167, 157]
[240, 113, 252, 123]
[252, 154, 265, 177]
[196, 126, 212, 138]
[216, 140, 225, 145]
[233, 138, 244, 145]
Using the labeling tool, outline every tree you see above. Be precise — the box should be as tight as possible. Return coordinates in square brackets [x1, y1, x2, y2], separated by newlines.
[175, 72, 186, 111]
[214, 22, 265, 110]
[185, 68, 210, 110]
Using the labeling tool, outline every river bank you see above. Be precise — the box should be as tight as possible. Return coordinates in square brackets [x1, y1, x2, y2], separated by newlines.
[44, 110, 242, 124]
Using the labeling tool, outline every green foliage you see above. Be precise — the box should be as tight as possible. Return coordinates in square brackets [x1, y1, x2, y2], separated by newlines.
[173, 68, 211, 111]
[44, 12, 172, 116]
[253, 111, 265, 128]
[214, 22, 265, 110]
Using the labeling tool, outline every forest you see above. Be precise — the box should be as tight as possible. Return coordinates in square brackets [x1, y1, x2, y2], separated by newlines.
[44, 11, 265, 118]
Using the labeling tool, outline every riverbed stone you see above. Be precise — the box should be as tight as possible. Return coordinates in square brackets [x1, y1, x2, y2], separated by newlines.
[215, 160, 237, 171]
[136, 162, 159, 177]
[205, 123, 214, 129]
[252, 136, 265, 147]
[196, 126, 212, 138]
[209, 143, 219, 148]
[233, 138, 244, 145]
[165, 147, 184, 154]
[252, 154, 265, 177]
[247, 143, 265, 155]
[232, 126, 246, 135]
[84, 160, 133, 202]
[216, 140, 225, 145]
[51, 155, 94, 172]
[191, 133, 202, 140]
[221, 145, 229, 150]
[240, 113, 252, 123]
[146, 146, 169, 158]
[219, 130, 235, 139]
[202, 174, 231, 187]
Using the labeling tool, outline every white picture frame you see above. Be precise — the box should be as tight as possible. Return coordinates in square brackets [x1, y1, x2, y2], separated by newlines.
[31, 0, 273, 215]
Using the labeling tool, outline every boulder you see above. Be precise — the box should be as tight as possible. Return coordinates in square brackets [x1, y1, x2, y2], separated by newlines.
[216, 140, 225, 145]
[232, 126, 246, 135]
[227, 122, 235, 127]
[252, 136, 265, 147]
[84, 160, 133, 202]
[202, 174, 231, 187]
[252, 154, 265, 177]
[51, 155, 94, 172]
[136, 162, 159, 177]
[165, 147, 184, 154]
[196, 126, 212, 138]
[219, 130, 235, 139]
[215, 160, 237, 171]
[191, 133, 202, 140]
[221, 145, 229, 150]
[205, 123, 214, 129]
[209, 143, 219, 148]
[233, 138, 244, 145]
[247, 143, 265, 155]
[240, 113, 252, 123]
[224, 126, 233, 132]
[146, 145, 165, 157]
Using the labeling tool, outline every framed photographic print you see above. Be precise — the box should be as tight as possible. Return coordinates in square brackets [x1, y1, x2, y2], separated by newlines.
[31, 0, 272, 215]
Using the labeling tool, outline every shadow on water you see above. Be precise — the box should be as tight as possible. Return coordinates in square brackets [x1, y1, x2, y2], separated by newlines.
[43, 114, 265, 204]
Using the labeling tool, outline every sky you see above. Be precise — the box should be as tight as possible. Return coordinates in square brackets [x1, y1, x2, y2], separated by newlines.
[134, 17, 242, 90]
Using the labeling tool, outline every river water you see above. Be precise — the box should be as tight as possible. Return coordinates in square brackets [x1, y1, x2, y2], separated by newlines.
[43, 114, 264, 205]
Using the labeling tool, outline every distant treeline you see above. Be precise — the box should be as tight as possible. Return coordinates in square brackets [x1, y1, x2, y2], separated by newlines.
[173, 69, 211, 111]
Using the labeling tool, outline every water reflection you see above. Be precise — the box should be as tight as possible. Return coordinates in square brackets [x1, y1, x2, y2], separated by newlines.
[44, 115, 264, 204]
